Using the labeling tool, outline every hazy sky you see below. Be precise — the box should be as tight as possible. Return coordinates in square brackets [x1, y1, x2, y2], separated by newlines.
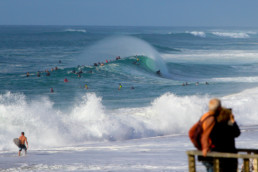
[1, 0, 258, 27]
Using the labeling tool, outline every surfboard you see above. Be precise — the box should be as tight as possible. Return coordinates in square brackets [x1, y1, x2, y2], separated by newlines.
[13, 138, 20, 147]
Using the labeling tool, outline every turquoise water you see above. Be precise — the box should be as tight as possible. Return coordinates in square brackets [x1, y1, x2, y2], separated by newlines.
[1, 26, 258, 149]
[2, 26, 258, 108]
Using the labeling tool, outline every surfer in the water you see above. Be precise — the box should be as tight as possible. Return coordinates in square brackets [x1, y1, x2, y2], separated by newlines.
[37, 71, 40, 77]
[18, 132, 28, 156]
[156, 70, 161, 76]
[118, 83, 122, 90]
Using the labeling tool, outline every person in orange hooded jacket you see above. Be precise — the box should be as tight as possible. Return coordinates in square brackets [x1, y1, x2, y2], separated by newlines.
[189, 99, 222, 171]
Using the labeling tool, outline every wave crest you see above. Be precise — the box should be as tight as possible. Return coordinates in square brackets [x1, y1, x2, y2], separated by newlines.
[186, 31, 206, 37]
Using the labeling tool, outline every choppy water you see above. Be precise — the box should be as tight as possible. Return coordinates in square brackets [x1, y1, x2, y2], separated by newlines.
[1, 26, 258, 150]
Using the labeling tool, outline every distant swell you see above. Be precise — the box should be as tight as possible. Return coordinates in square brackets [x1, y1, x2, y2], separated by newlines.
[64, 29, 87, 33]
[211, 32, 249, 38]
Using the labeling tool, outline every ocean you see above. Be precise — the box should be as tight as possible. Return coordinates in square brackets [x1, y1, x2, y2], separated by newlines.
[1, 26, 258, 171]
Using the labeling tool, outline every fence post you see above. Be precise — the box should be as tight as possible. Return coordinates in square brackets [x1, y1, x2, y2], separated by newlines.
[243, 158, 250, 172]
[188, 154, 196, 172]
[254, 158, 258, 172]
[213, 158, 220, 172]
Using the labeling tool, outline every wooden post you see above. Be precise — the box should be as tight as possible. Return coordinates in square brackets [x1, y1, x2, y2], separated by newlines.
[188, 154, 196, 172]
[243, 158, 250, 172]
[213, 158, 220, 172]
[254, 158, 258, 172]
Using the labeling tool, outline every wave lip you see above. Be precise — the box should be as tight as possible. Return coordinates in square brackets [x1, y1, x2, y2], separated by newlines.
[64, 29, 87, 33]
[211, 32, 249, 38]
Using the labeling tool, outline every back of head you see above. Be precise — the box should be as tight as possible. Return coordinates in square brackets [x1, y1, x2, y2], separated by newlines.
[209, 98, 221, 112]
[21, 132, 24, 136]
[217, 108, 232, 123]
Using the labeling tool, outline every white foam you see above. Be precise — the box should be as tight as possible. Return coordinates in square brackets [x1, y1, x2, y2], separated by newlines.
[2, 87, 258, 151]
[0, 92, 208, 151]
[211, 76, 258, 83]
[162, 50, 258, 64]
[211, 32, 249, 38]
[186, 31, 206, 37]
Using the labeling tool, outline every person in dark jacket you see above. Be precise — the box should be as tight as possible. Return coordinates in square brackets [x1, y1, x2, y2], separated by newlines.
[209, 108, 241, 172]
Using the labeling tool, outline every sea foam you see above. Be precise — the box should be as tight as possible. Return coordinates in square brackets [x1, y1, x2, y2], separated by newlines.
[1, 87, 258, 151]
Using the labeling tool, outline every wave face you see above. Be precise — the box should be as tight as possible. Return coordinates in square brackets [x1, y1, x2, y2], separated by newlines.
[77, 36, 169, 76]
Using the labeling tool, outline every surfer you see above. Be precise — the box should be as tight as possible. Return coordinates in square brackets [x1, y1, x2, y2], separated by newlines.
[59, 60, 62, 63]
[85, 84, 88, 89]
[131, 86, 135, 90]
[18, 132, 28, 156]
[156, 70, 161, 76]
[50, 88, 54, 93]
[37, 71, 40, 77]
[64, 78, 68, 82]
[205, 82, 209, 85]
[46, 70, 50, 76]
[118, 83, 122, 90]
[77, 70, 83, 74]
[26, 72, 30, 77]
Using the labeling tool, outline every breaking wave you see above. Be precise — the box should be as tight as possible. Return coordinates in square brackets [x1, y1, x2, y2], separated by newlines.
[186, 31, 206, 37]
[2, 86, 258, 151]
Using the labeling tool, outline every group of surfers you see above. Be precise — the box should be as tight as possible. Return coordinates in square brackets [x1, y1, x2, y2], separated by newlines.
[182, 81, 209, 86]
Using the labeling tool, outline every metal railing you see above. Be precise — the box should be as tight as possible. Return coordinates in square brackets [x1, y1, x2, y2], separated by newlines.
[186, 149, 258, 172]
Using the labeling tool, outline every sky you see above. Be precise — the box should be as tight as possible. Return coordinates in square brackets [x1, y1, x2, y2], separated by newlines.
[0, 0, 258, 27]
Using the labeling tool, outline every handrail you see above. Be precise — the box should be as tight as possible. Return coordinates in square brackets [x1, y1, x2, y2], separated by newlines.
[187, 150, 258, 159]
[186, 149, 258, 172]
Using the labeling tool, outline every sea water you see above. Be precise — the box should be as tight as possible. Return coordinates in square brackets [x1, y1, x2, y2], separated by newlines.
[1, 26, 258, 163]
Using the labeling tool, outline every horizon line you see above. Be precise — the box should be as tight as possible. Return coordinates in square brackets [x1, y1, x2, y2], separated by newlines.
[0, 24, 257, 28]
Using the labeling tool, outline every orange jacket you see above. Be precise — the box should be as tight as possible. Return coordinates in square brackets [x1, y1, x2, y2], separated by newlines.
[200, 111, 216, 155]
[189, 111, 216, 156]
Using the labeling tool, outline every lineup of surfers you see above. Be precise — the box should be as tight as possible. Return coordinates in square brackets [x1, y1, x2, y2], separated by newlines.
[24, 55, 212, 95]
[182, 81, 209, 86]
[24, 56, 140, 94]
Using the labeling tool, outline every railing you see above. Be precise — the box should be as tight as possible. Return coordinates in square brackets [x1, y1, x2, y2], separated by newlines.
[186, 149, 258, 172]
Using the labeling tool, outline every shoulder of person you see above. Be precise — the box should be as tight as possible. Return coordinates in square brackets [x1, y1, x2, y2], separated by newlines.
[201, 111, 215, 121]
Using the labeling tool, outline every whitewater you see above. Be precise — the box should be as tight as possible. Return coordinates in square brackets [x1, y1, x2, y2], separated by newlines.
[1, 26, 258, 171]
